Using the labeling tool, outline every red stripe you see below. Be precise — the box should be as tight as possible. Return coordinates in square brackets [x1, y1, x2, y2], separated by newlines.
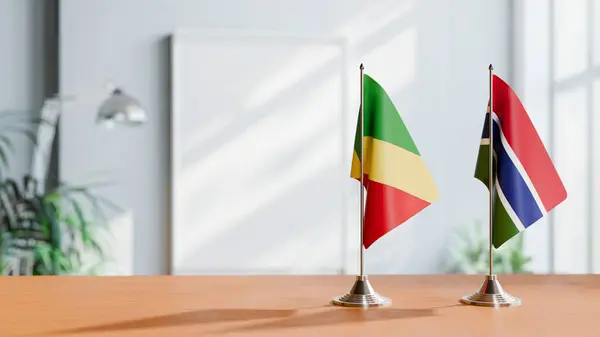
[492, 75, 567, 211]
[356, 175, 430, 249]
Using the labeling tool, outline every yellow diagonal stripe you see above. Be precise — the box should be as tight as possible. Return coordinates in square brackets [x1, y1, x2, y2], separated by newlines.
[351, 137, 438, 203]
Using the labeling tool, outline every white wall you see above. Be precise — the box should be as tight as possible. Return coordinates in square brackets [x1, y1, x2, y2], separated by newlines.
[59, 0, 512, 275]
[0, 0, 47, 178]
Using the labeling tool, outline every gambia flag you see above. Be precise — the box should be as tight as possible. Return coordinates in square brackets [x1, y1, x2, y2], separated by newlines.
[351, 74, 438, 249]
[475, 74, 567, 248]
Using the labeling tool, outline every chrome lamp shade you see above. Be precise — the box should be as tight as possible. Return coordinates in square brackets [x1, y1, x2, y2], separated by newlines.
[96, 88, 147, 127]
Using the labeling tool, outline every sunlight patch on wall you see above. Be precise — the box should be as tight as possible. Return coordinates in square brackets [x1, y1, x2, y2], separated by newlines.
[360, 27, 417, 100]
[243, 44, 342, 112]
[252, 212, 342, 273]
[174, 69, 345, 271]
[337, 0, 414, 45]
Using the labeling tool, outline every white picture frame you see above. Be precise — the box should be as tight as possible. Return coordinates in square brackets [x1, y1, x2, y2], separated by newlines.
[169, 30, 353, 275]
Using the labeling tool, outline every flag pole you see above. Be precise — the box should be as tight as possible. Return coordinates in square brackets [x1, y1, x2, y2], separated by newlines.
[359, 63, 365, 277]
[488, 64, 494, 278]
[331, 63, 390, 308]
[459, 64, 521, 307]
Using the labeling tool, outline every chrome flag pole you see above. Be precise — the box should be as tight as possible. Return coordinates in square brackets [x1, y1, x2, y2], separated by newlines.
[331, 63, 390, 308]
[459, 64, 521, 307]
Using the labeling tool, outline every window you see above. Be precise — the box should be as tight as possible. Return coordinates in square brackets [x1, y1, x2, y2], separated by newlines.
[516, 0, 599, 274]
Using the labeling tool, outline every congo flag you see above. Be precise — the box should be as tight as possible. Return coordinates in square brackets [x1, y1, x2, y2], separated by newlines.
[351, 74, 438, 248]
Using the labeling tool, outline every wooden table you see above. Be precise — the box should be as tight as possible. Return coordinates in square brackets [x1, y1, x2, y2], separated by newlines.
[1, 275, 598, 336]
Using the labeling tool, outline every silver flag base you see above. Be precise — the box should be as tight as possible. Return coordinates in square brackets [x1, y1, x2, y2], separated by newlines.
[331, 275, 391, 308]
[460, 274, 521, 307]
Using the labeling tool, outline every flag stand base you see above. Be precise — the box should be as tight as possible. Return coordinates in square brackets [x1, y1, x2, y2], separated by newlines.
[331, 275, 391, 308]
[460, 274, 521, 307]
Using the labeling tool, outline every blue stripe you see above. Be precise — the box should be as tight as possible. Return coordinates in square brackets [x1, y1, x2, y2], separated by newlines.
[490, 120, 543, 228]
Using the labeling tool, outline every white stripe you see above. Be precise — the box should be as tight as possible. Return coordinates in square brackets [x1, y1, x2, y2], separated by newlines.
[495, 178, 526, 231]
[490, 112, 547, 216]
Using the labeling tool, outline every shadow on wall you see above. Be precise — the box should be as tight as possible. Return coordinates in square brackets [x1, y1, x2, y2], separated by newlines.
[172, 0, 507, 275]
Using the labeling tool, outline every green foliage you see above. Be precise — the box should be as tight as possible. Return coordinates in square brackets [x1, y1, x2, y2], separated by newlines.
[448, 219, 533, 274]
[0, 110, 119, 275]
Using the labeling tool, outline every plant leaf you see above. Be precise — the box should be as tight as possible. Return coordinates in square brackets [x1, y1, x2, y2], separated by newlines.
[34, 243, 53, 272]
[0, 127, 38, 146]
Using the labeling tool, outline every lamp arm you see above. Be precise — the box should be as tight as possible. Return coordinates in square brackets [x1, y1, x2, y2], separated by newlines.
[47, 81, 117, 106]
[30, 99, 62, 191]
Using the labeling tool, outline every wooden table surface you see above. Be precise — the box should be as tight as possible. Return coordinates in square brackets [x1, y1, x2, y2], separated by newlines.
[1, 275, 599, 337]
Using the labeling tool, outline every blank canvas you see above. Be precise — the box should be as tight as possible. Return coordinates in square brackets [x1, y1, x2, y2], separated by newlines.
[170, 31, 351, 275]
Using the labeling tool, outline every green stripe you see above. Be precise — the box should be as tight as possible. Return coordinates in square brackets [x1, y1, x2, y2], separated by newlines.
[354, 74, 419, 158]
[493, 199, 520, 248]
[474, 144, 495, 187]
[474, 145, 520, 249]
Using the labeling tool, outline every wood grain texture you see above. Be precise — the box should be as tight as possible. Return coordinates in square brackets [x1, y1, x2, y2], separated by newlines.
[1, 275, 599, 337]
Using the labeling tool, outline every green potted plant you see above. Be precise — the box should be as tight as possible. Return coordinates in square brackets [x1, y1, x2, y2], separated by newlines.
[448, 219, 532, 274]
[0, 110, 119, 275]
